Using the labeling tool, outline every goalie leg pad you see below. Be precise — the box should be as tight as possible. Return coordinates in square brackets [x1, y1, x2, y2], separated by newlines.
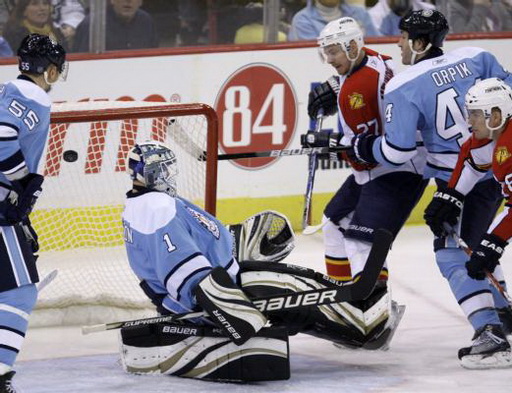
[240, 261, 403, 350]
[119, 323, 290, 382]
[195, 267, 267, 345]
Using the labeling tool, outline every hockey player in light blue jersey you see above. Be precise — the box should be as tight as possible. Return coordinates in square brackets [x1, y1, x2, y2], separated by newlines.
[349, 9, 512, 369]
[0, 33, 67, 391]
[119, 141, 402, 382]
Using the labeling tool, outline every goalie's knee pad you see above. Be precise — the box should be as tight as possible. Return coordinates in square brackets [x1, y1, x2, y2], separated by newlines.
[195, 267, 267, 345]
[119, 322, 290, 382]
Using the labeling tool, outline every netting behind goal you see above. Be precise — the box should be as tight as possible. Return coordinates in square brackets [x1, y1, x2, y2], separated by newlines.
[31, 101, 218, 326]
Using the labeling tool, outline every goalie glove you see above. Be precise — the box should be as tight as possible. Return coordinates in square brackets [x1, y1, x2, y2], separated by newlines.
[307, 76, 340, 120]
[227, 210, 295, 263]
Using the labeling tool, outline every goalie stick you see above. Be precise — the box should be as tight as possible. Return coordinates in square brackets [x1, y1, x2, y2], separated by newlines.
[302, 112, 324, 230]
[82, 228, 393, 335]
[445, 225, 512, 306]
[37, 269, 58, 292]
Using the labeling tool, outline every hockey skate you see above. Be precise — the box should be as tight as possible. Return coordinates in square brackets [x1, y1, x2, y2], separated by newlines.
[0, 371, 17, 393]
[458, 324, 512, 369]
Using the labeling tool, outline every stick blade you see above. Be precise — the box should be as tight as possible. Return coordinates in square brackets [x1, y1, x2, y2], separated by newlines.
[351, 228, 393, 301]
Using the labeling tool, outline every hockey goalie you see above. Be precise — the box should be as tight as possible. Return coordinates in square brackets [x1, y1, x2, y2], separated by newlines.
[118, 141, 402, 382]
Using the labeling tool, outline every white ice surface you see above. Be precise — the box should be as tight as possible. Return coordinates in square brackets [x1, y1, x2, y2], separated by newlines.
[15, 225, 512, 392]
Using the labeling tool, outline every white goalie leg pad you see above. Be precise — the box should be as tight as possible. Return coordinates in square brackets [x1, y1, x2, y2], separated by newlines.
[241, 264, 404, 350]
[119, 323, 290, 381]
[195, 267, 267, 345]
[227, 210, 295, 263]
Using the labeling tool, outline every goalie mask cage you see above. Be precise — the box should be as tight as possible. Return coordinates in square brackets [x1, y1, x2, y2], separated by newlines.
[32, 101, 218, 326]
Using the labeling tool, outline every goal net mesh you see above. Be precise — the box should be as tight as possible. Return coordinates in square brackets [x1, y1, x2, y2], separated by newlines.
[31, 101, 218, 326]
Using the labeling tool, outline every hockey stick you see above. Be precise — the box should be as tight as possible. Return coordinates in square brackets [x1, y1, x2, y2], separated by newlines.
[200, 146, 350, 161]
[302, 219, 328, 235]
[446, 226, 512, 305]
[302, 112, 324, 230]
[37, 269, 58, 293]
[166, 118, 207, 161]
[82, 228, 392, 335]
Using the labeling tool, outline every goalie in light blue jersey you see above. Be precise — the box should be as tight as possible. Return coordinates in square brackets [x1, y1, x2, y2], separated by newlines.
[119, 141, 406, 382]
[350, 9, 512, 369]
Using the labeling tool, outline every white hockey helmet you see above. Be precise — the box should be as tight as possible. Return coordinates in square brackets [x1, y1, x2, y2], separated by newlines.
[465, 78, 512, 132]
[127, 140, 178, 197]
[318, 17, 364, 54]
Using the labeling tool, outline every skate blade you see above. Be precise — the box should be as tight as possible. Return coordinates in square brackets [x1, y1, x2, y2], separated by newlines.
[460, 350, 512, 370]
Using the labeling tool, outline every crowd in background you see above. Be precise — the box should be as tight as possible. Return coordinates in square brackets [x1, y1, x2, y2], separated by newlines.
[0, 0, 511, 56]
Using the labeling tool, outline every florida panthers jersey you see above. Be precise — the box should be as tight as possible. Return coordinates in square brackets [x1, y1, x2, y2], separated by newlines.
[372, 47, 512, 181]
[448, 122, 512, 242]
[338, 47, 424, 184]
[122, 189, 239, 315]
[0, 77, 51, 183]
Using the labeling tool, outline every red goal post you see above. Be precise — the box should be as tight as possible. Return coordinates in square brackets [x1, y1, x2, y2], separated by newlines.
[31, 101, 219, 326]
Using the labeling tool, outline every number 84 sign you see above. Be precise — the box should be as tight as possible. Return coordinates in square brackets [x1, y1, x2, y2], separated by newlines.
[215, 63, 297, 169]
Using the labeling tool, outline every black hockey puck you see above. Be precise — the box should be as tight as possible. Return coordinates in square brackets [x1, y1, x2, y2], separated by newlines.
[63, 150, 78, 162]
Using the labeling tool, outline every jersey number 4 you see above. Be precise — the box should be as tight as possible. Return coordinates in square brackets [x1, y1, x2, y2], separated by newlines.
[435, 88, 469, 146]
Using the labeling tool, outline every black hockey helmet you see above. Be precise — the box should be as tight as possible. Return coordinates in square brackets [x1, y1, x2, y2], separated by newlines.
[399, 9, 449, 48]
[17, 34, 66, 75]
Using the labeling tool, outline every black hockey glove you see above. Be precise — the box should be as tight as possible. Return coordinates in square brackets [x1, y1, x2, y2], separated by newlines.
[307, 76, 340, 120]
[300, 129, 342, 160]
[423, 187, 464, 237]
[0, 173, 44, 224]
[347, 132, 379, 166]
[466, 234, 508, 280]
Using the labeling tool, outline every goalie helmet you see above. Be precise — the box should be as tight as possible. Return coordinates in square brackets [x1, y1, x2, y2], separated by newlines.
[127, 141, 178, 197]
[17, 34, 67, 78]
[399, 10, 448, 48]
[318, 17, 364, 55]
[465, 78, 512, 131]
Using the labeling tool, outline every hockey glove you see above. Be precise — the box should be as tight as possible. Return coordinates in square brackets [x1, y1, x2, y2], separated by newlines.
[307, 76, 340, 120]
[300, 129, 342, 160]
[466, 234, 507, 280]
[227, 210, 295, 263]
[0, 173, 44, 224]
[423, 187, 464, 237]
[347, 132, 379, 166]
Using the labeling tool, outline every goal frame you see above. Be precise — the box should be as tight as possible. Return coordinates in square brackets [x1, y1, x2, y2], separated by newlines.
[49, 102, 219, 214]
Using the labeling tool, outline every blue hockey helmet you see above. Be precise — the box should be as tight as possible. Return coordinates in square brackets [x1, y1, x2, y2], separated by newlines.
[399, 10, 449, 48]
[17, 34, 67, 77]
[127, 141, 178, 197]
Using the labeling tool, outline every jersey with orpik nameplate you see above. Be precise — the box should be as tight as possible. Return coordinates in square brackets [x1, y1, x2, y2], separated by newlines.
[338, 47, 424, 184]
[373, 47, 512, 181]
[122, 190, 239, 315]
[448, 122, 512, 242]
[0, 78, 51, 185]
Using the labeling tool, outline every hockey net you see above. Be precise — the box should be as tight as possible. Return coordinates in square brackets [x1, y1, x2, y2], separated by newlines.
[31, 101, 218, 326]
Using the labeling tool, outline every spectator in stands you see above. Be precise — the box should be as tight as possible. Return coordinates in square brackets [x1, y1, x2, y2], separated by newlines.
[369, 0, 435, 36]
[234, 2, 287, 44]
[73, 0, 158, 52]
[288, 0, 380, 41]
[0, 36, 12, 56]
[177, 0, 208, 46]
[51, 0, 86, 48]
[3, 0, 67, 51]
[436, 0, 512, 33]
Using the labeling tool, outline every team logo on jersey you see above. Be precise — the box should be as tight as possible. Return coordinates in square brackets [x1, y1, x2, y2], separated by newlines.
[185, 207, 220, 239]
[495, 146, 511, 165]
[348, 93, 365, 110]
